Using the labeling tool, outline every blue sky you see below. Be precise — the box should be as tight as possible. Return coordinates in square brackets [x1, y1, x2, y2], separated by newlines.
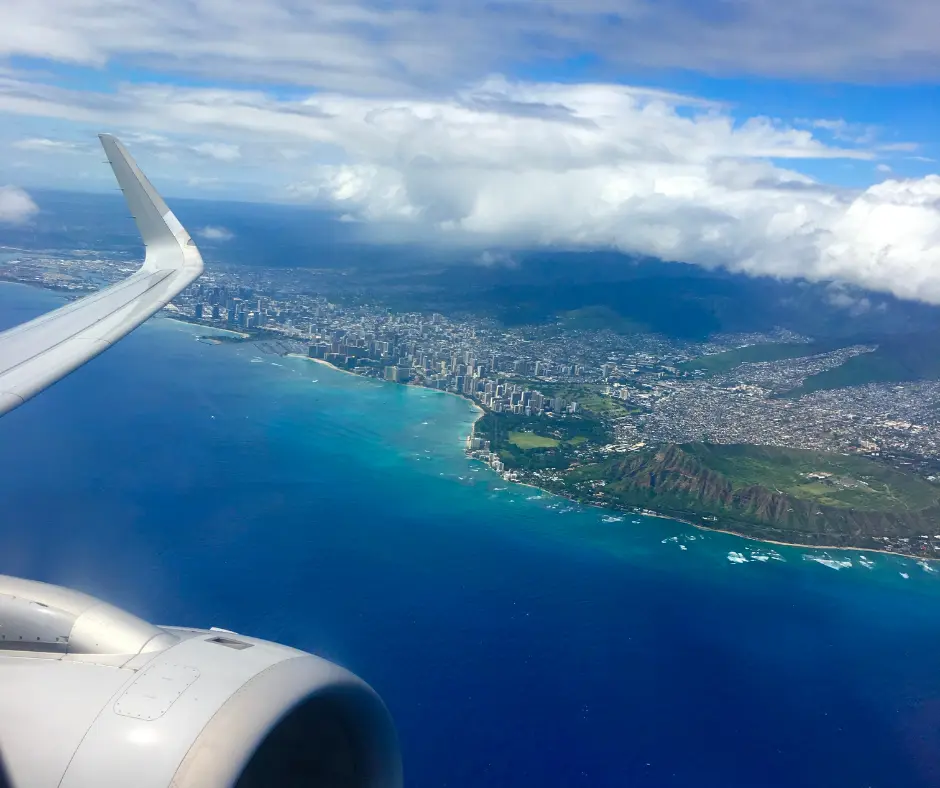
[0, 0, 939, 304]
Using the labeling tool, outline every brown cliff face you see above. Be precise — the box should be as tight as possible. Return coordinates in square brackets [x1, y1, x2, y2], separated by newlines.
[592, 444, 940, 547]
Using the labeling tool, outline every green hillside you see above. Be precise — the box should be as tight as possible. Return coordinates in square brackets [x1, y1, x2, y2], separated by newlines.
[786, 334, 940, 396]
[680, 341, 841, 376]
[564, 443, 940, 550]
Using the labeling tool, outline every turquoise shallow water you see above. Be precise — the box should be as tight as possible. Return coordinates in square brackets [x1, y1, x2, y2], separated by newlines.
[2, 282, 940, 787]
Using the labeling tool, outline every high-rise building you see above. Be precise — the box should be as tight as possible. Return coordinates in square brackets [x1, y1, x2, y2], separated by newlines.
[385, 366, 411, 382]
[195, 303, 204, 319]
[211, 304, 221, 320]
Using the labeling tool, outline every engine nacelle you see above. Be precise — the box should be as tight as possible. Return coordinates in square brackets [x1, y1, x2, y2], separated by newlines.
[0, 575, 402, 788]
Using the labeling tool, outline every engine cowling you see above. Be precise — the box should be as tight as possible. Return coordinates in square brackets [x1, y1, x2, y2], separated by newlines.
[0, 575, 402, 788]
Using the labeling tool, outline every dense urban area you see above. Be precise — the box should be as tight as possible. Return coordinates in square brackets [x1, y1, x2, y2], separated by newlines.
[6, 247, 940, 556]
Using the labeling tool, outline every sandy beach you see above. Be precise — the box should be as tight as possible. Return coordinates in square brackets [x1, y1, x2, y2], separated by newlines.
[286, 353, 369, 380]
[164, 317, 250, 339]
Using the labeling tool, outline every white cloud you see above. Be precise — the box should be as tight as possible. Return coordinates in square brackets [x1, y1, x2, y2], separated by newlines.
[0, 186, 39, 224]
[476, 250, 518, 268]
[1, 0, 940, 88]
[12, 137, 83, 153]
[879, 142, 921, 153]
[197, 225, 234, 241]
[192, 142, 241, 161]
[826, 284, 873, 315]
[0, 70, 938, 305]
[811, 119, 878, 145]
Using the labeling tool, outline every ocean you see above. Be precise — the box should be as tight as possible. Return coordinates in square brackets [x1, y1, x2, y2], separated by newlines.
[1, 282, 940, 788]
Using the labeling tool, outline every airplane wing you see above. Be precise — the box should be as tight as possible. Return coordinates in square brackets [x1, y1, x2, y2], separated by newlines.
[0, 140, 402, 787]
[0, 134, 204, 416]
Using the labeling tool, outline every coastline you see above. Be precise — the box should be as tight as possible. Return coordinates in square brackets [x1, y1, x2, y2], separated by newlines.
[287, 353, 366, 380]
[288, 352, 930, 563]
[567, 495, 937, 562]
[474, 460, 938, 562]
[692, 523, 936, 563]
[563, 489, 937, 562]
[2, 276, 930, 565]
[287, 354, 485, 428]
[164, 316, 250, 338]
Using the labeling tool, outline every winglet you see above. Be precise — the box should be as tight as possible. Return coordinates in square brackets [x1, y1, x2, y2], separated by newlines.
[98, 134, 202, 277]
[0, 135, 204, 417]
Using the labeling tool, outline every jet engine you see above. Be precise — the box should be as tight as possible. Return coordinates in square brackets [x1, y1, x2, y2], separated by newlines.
[0, 575, 402, 788]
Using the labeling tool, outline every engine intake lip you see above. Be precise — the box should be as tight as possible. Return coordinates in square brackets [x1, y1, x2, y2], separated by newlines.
[170, 654, 402, 788]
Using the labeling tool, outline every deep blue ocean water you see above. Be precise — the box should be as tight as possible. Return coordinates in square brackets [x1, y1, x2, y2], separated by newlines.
[2, 282, 940, 787]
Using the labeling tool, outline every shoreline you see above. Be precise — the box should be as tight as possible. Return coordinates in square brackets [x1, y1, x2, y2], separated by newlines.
[5, 279, 932, 564]
[581, 497, 937, 562]
[290, 352, 932, 563]
[287, 353, 367, 380]
[473, 459, 939, 563]
[287, 354, 485, 427]
[164, 316, 250, 338]
[692, 524, 935, 562]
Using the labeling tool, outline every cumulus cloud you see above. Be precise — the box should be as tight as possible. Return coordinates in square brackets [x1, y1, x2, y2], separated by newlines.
[12, 137, 84, 153]
[476, 250, 518, 268]
[273, 80, 940, 305]
[0, 186, 39, 224]
[197, 225, 234, 241]
[192, 142, 241, 161]
[810, 119, 879, 145]
[0, 72, 937, 304]
[826, 284, 874, 315]
[309, 157, 940, 305]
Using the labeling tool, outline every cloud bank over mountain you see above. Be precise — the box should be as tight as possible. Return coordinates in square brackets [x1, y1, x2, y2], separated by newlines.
[1, 0, 939, 303]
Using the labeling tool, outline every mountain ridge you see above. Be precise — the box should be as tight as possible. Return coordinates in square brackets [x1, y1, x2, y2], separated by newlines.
[567, 443, 940, 553]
